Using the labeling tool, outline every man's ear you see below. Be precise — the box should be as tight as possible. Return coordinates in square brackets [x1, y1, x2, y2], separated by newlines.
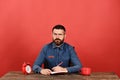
[64, 34, 66, 38]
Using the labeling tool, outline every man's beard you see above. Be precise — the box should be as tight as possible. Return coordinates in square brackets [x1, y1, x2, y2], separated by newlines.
[53, 38, 64, 46]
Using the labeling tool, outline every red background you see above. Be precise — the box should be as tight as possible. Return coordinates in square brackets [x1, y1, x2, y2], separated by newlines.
[0, 0, 120, 77]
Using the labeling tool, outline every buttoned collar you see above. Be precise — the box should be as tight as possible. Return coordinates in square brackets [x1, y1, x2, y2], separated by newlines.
[52, 42, 64, 50]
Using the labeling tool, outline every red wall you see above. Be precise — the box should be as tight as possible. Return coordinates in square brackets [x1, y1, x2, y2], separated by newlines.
[0, 0, 120, 77]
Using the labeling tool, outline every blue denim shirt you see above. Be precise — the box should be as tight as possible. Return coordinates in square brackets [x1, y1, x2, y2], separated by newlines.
[33, 42, 82, 73]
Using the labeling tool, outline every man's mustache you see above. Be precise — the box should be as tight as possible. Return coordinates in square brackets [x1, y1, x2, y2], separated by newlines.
[55, 38, 61, 40]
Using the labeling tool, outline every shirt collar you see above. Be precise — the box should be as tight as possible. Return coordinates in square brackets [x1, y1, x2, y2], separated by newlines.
[52, 42, 64, 50]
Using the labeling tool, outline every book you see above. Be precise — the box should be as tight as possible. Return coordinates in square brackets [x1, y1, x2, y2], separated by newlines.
[50, 71, 67, 74]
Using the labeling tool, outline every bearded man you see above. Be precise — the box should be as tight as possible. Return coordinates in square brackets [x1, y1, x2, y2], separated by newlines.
[33, 24, 82, 75]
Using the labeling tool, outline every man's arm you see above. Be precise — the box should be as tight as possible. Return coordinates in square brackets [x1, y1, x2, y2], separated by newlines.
[32, 46, 52, 75]
[52, 46, 82, 73]
[32, 47, 46, 73]
[66, 46, 82, 73]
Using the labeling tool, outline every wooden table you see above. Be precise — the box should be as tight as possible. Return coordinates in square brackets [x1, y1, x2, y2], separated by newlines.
[0, 71, 120, 80]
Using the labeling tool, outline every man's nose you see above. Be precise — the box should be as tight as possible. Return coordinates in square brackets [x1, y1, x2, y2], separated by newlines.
[56, 35, 59, 38]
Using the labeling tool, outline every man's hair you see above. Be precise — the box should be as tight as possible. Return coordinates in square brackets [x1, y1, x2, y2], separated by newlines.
[52, 24, 66, 32]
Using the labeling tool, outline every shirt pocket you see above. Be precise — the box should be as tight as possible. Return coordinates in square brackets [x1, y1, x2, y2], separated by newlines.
[45, 55, 56, 64]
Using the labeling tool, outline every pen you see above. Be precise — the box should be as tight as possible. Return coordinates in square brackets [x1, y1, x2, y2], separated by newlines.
[57, 62, 63, 66]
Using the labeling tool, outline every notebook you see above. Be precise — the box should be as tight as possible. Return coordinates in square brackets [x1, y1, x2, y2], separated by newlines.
[50, 71, 67, 74]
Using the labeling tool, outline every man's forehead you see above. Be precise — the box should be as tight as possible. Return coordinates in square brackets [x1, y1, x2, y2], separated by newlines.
[53, 29, 65, 33]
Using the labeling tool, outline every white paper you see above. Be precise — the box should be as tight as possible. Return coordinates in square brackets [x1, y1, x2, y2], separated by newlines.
[50, 71, 67, 74]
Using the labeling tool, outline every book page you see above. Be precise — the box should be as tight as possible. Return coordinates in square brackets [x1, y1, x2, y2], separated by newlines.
[50, 71, 67, 74]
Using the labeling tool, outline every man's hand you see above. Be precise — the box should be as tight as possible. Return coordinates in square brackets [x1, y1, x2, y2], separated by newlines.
[40, 69, 52, 75]
[52, 66, 68, 73]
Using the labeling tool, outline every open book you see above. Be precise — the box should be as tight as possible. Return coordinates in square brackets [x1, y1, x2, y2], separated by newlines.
[50, 71, 67, 74]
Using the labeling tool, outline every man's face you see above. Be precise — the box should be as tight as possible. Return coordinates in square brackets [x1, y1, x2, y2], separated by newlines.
[52, 29, 66, 46]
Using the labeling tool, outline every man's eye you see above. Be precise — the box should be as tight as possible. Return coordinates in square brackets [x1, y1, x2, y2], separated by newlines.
[53, 33, 63, 35]
[58, 34, 62, 35]
[53, 33, 57, 35]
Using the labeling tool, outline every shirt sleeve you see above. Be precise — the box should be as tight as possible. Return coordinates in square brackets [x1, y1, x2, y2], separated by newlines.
[66, 46, 82, 73]
[32, 46, 46, 73]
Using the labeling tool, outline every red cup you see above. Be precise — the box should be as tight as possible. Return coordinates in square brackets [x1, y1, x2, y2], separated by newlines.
[81, 67, 91, 76]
